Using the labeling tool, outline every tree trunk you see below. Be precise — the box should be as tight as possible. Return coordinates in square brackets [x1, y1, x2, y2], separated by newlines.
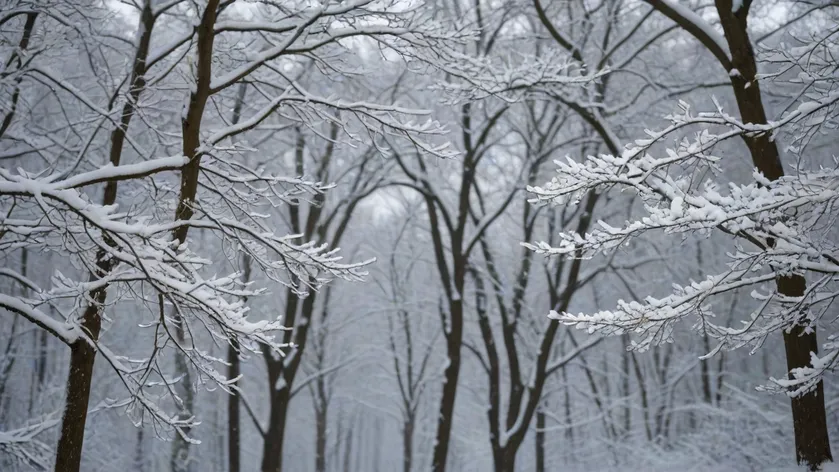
[621, 333, 631, 437]
[54, 295, 104, 472]
[31, 314, 48, 414]
[402, 419, 414, 472]
[315, 399, 327, 472]
[226, 93, 248, 472]
[261, 377, 291, 472]
[227, 339, 241, 472]
[495, 447, 517, 472]
[535, 408, 545, 472]
[781, 277, 832, 469]
[430, 299, 463, 472]
[713, 2, 832, 467]
[643, 0, 834, 463]
[171, 318, 195, 472]
[136, 427, 145, 472]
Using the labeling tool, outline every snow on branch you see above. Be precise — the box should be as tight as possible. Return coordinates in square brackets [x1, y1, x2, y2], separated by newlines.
[435, 47, 607, 104]
[0, 420, 55, 471]
[0, 146, 372, 438]
[524, 84, 839, 395]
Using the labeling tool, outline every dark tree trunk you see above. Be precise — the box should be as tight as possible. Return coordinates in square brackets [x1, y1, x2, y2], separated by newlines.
[227, 339, 241, 472]
[430, 298, 464, 472]
[261, 368, 291, 472]
[645, 0, 834, 465]
[136, 427, 145, 472]
[225, 87, 248, 472]
[54, 297, 104, 472]
[315, 398, 327, 472]
[714, 2, 832, 467]
[535, 408, 545, 472]
[781, 277, 832, 468]
[496, 447, 517, 472]
[402, 419, 414, 472]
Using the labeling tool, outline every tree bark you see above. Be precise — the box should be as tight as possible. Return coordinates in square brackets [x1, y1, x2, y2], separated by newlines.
[780, 276, 832, 468]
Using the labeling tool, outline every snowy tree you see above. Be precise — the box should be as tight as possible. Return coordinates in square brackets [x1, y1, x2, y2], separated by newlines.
[525, 3, 839, 469]
[0, 0, 456, 470]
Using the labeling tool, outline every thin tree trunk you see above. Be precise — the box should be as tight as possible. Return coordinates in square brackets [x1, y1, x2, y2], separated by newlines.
[227, 339, 241, 472]
[136, 427, 145, 472]
[403, 418, 414, 472]
[535, 407, 545, 472]
[169, 0, 220, 467]
[630, 352, 652, 441]
[562, 365, 573, 445]
[621, 333, 631, 437]
[0, 250, 26, 407]
[0, 12, 38, 139]
[171, 304, 195, 472]
[315, 397, 328, 472]
[225, 83, 248, 472]
[55, 4, 156, 470]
